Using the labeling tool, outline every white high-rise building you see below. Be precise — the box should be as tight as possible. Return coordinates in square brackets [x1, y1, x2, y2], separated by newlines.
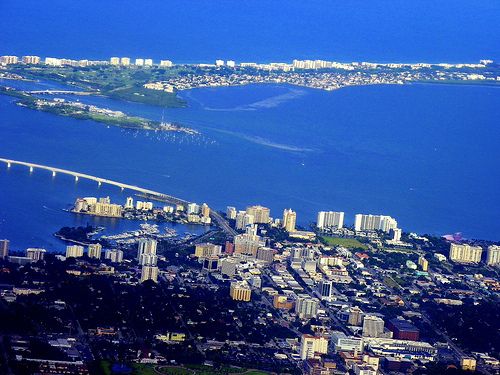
[144, 59, 153, 66]
[354, 214, 398, 233]
[235, 211, 254, 230]
[125, 197, 134, 209]
[105, 249, 123, 263]
[282, 208, 297, 232]
[120, 57, 130, 66]
[137, 239, 157, 265]
[317, 211, 344, 230]
[135, 58, 144, 66]
[141, 265, 159, 283]
[215, 59, 225, 67]
[486, 245, 500, 266]
[226, 206, 237, 220]
[449, 243, 483, 264]
[295, 296, 319, 319]
[66, 245, 84, 258]
[26, 248, 46, 261]
[110, 57, 120, 65]
[187, 203, 200, 215]
[362, 315, 385, 338]
[160, 60, 173, 67]
[246, 205, 271, 224]
[87, 243, 102, 259]
[299, 334, 329, 360]
[226, 60, 236, 68]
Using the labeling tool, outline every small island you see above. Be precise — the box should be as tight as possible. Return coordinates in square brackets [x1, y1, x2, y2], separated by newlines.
[0, 86, 198, 134]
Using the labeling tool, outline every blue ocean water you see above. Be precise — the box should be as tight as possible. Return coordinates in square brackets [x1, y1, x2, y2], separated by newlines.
[1, 0, 499, 63]
[0, 0, 499, 249]
[0, 79, 499, 248]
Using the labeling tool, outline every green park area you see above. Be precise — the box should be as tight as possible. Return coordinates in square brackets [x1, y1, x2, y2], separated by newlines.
[320, 236, 368, 250]
[100, 362, 271, 375]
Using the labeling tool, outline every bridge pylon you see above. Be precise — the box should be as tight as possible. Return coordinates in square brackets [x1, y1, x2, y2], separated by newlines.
[75, 176, 79, 182]
[52, 170, 56, 177]
[29, 166, 34, 173]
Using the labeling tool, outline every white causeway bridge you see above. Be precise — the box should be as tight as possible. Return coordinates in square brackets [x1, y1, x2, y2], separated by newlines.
[0, 157, 237, 237]
[0, 157, 188, 206]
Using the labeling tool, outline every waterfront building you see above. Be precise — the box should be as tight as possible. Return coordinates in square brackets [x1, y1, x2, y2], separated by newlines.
[235, 210, 254, 230]
[362, 315, 385, 338]
[201, 203, 210, 217]
[66, 245, 84, 258]
[317, 211, 344, 230]
[486, 245, 500, 266]
[226, 206, 237, 220]
[187, 203, 200, 215]
[22, 55, 40, 64]
[87, 243, 102, 259]
[125, 197, 134, 209]
[449, 243, 483, 264]
[295, 295, 319, 319]
[105, 249, 123, 263]
[226, 60, 236, 68]
[160, 60, 173, 67]
[246, 205, 271, 224]
[194, 243, 222, 259]
[144, 59, 153, 66]
[354, 214, 398, 233]
[141, 265, 159, 283]
[215, 59, 225, 67]
[0, 56, 19, 64]
[299, 334, 329, 360]
[230, 281, 251, 301]
[26, 248, 46, 261]
[44, 57, 62, 66]
[110, 57, 120, 65]
[282, 208, 297, 232]
[391, 228, 402, 242]
[0, 239, 9, 259]
[119, 57, 130, 66]
[135, 58, 144, 66]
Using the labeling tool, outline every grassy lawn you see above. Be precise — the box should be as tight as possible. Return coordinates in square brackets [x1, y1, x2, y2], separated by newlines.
[98, 363, 271, 375]
[320, 236, 368, 250]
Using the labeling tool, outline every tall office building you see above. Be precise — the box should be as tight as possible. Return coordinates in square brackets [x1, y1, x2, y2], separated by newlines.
[110, 57, 120, 65]
[141, 265, 159, 283]
[347, 306, 364, 326]
[418, 256, 429, 271]
[234, 232, 263, 257]
[354, 214, 398, 233]
[137, 239, 158, 265]
[362, 315, 385, 338]
[235, 211, 254, 230]
[194, 243, 222, 258]
[135, 58, 144, 66]
[26, 248, 46, 261]
[66, 245, 84, 258]
[201, 203, 210, 217]
[187, 203, 200, 215]
[449, 243, 483, 264]
[0, 239, 9, 259]
[105, 249, 123, 263]
[230, 281, 251, 301]
[88, 243, 102, 259]
[246, 205, 271, 224]
[282, 208, 297, 232]
[226, 206, 237, 220]
[317, 280, 333, 300]
[22, 56, 40, 64]
[124, 197, 134, 209]
[299, 334, 329, 360]
[317, 211, 344, 230]
[486, 245, 500, 266]
[120, 57, 130, 66]
[295, 296, 319, 319]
